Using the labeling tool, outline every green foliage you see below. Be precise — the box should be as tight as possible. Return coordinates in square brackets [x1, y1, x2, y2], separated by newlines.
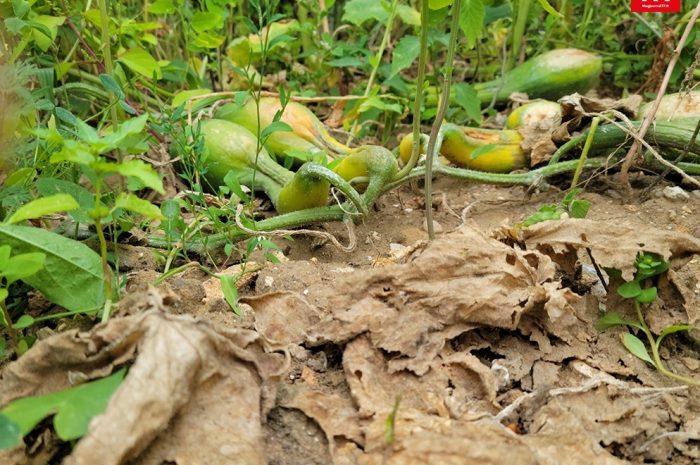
[0, 369, 126, 449]
[519, 189, 591, 227]
[0, 224, 105, 313]
[597, 253, 700, 385]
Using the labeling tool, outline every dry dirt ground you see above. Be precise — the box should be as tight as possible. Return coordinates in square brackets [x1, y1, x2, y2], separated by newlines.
[2, 174, 700, 465]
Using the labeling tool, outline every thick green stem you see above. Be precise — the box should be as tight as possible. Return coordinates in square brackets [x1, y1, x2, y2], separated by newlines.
[571, 116, 599, 188]
[149, 157, 605, 255]
[298, 163, 368, 215]
[425, 0, 462, 240]
[508, 0, 531, 70]
[93, 180, 113, 323]
[394, 0, 431, 181]
[549, 120, 700, 165]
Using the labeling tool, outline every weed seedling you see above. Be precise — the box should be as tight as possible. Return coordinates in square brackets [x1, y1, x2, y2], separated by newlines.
[598, 252, 700, 386]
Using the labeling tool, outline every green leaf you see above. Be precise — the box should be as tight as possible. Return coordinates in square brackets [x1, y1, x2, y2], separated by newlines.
[621, 332, 654, 365]
[223, 172, 250, 203]
[343, 0, 389, 25]
[0, 288, 8, 305]
[636, 286, 657, 304]
[396, 4, 421, 26]
[103, 159, 164, 194]
[390, 35, 420, 78]
[147, 0, 176, 14]
[6, 194, 79, 224]
[114, 193, 163, 219]
[0, 414, 21, 450]
[459, 0, 485, 49]
[0, 245, 11, 272]
[429, 0, 453, 9]
[0, 224, 104, 312]
[30, 15, 65, 51]
[36, 178, 96, 225]
[260, 120, 293, 141]
[191, 11, 223, 33]
[327, 56, 364, 67]
[119, 47, 162, 79]
[617, 280, 641, 299]
[535, 0, 564, 18]
[4, 167, 36, 187]
[218, 274, 241, 316]
[596, 312, 644, 332]
[568, 199, 591, 219]
[3, 253, 46, 285]
[12, 314, 34, 330]
[99, 74, 125, 100]
[171, 88, 211, 108]
[518, 204, 563, 227]
[452, 83, 481, 122]
[358, 96, 402, 114]
[1, 369, 125, 444]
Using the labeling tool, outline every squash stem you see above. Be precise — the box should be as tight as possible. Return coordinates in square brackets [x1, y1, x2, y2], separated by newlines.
[394, 0, 431, 180]
[425, 0, 462, 240]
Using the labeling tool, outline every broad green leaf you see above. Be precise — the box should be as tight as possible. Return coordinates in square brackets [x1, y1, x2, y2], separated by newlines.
[99, 74, 125, 100]
[100, 159, 164, 194]
[12, 314, 34, 329]
[569, 199, 591, 219]
[0, 224, 104, 312]
[160, 199, 183, 241]
[622, 332, 654, 365]
[343, 0, 389, 25]
[114, 193, 163, 219]
[4, 167, 36, 187]
[218, 274, 241, 316]
[617, 280, 641, 299]
[636, 286, 657, 304]
[191, 11, 223, 33]
[3, 252, 45, 285]
[260, 121, 293, 141]
[0, 288, 8, 304]
[518, 204, 563, 227]
[223, 172, 250, 203]
[119, 47, 162, 79]
[0, 245, 11, 272]
[97, 114, 149, 153]
[535, 0, 564, 18]
[396, 4, 421, 25]
[459, 0, 485, 49]
[1, 369, 125, 447]
[657, 324, 698, 347]
[358, 96, 402, 114]
[147, 0, 176, 14]
[30, 15, 65, 51]
[327, 56, 364, 67]
[171, 88, 211, 108]
[596, 312, 643, 331]
[0, 414, 21, 450]
[6, 194, 79, 224]
[36, 178, 96, 225]
[429, 0, 453, 9]
[390, 35, 420, 78]
[453, 83, 481, 122]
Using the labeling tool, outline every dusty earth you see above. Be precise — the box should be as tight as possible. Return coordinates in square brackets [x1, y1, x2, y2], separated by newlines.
[2, 173, 700, 465]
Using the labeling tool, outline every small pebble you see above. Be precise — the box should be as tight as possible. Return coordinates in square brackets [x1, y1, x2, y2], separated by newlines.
[663, 186, 690, 201]
[422, 219, 444, 233]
